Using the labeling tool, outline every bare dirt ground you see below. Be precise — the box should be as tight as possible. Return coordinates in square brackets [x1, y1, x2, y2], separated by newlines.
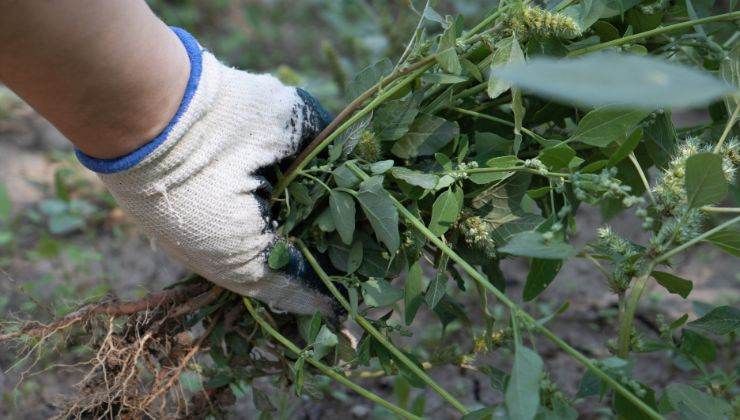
[0, 102, 737, 419]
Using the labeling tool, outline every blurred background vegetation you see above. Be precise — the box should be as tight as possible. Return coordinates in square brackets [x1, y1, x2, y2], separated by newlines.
[148, 0, 489, 110]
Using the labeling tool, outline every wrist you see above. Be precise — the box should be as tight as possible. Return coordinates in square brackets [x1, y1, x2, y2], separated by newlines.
[75, 27, 204, 173]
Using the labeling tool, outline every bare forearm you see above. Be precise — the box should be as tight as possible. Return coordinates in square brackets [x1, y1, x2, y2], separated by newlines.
[0, 0, 189, 158]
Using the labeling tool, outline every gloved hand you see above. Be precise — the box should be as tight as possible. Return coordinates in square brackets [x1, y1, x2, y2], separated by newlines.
[75, 28, 335, 316]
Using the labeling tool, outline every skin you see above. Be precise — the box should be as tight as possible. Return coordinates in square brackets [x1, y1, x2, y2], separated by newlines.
[0, 0, 190, 158]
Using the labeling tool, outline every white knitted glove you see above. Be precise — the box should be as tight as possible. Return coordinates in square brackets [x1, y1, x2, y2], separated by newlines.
[76, 28, 335, 316]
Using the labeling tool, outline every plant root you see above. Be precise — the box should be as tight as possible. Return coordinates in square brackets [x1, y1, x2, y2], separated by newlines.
[0, 279, 242, 419]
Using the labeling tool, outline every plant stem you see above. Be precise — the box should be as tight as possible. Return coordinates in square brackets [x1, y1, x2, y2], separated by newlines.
[702, 206, 740, 213]
[617, 268, 653, 358]
[392, 0, 427, 73]
[568, 11, 740, 56]
[345, 162, 663, 420]
[465, 5, 510, 38]
[654, 215, 740, 264]
[714, 105, 738, 153]
[461, 166, 572, 179]
[242, 298, 421, 420]
[628, 152, 657, 206]
[581, 252, 612, 281]
[449, 107, 550, 144]
[295, 240, 470, 415]
[299, 172, 332, 193]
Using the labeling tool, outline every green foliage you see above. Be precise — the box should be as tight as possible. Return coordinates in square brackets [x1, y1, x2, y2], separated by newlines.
[268, 241, 290, 269]
[264, 2, 739, 416]
[684, 153, 728, 208]
[505, 345, 543, 420]
[686, 306, 740, 335]
[651, 271, 693, 299]
[569, 106, 650, 147]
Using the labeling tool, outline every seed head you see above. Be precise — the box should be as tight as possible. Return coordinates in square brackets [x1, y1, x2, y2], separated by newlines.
[509, 6, 581, 39]
[353, 130, 380, 162]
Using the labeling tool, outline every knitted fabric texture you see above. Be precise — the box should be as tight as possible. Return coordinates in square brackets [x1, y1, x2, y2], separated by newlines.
[84, 41, 332, 315]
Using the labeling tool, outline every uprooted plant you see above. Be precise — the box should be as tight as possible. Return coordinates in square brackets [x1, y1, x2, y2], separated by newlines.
[2, 1, 739, 418]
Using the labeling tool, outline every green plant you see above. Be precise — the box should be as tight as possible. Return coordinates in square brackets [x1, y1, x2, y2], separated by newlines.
[3, 1, 738, 418]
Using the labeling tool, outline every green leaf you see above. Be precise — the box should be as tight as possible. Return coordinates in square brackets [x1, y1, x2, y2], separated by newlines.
[329, 191, 356, 245]
[411, 394, 426, 416]
[404, 261, 424, 325]
[289, 183, 312, 205]
[373, 97, 420, 141]
[679, 330, 716, 363]
[505, 345, 543, 420]
[48, 214, 85, 235]
[307, 311, 322, 342]
[643, 111, 676, 168]
[425, 272, 447, 310]
[346, 58, 392, 101]
[429, 188, 461, 236]
[422, 86, 454, 115]
[357, 176, 400, 252]
[436, 22, 461, 75]
[394, 376, 410, 409]
[179, 371, 204, 393]
[651, 271, 693, 299]
[347, 239, 363, 274]
[315, 208, 335, 232]
[294, 356, 305, 396]
[607, 128, 642, 167]
[421, 3, 445, 24]
[361, 278, 403, 307]
[268, 241, 290, 269]
[538, 144, 576, 169]
[488, 35, 525, 99]
[661, 383, 732, 420]
[613, 382, 657, 420]
[499, 231, 576, 259]
[424, 70, 468, 84]
[333, 163, 362, 189]
[390, 167, 439, 190]
[562, 0, 607, 30]
[391, 114, 459, 159]
[684, 153, 728, 208]
[494, 54, 733, 109]
[370, 160, 394, 174]
[523, 259, 562, 301]
[39, 199, 68, 216]
[462, 58, 483, 82]
[0, 183, 10, 224]
[569, 105, 649, 147]
[539, 397, 578, 420]
[313, 325, 338, 360]
[703, 227, 740, 256]
[687, 305, 740, 335]
[470, 155, 520, 185]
